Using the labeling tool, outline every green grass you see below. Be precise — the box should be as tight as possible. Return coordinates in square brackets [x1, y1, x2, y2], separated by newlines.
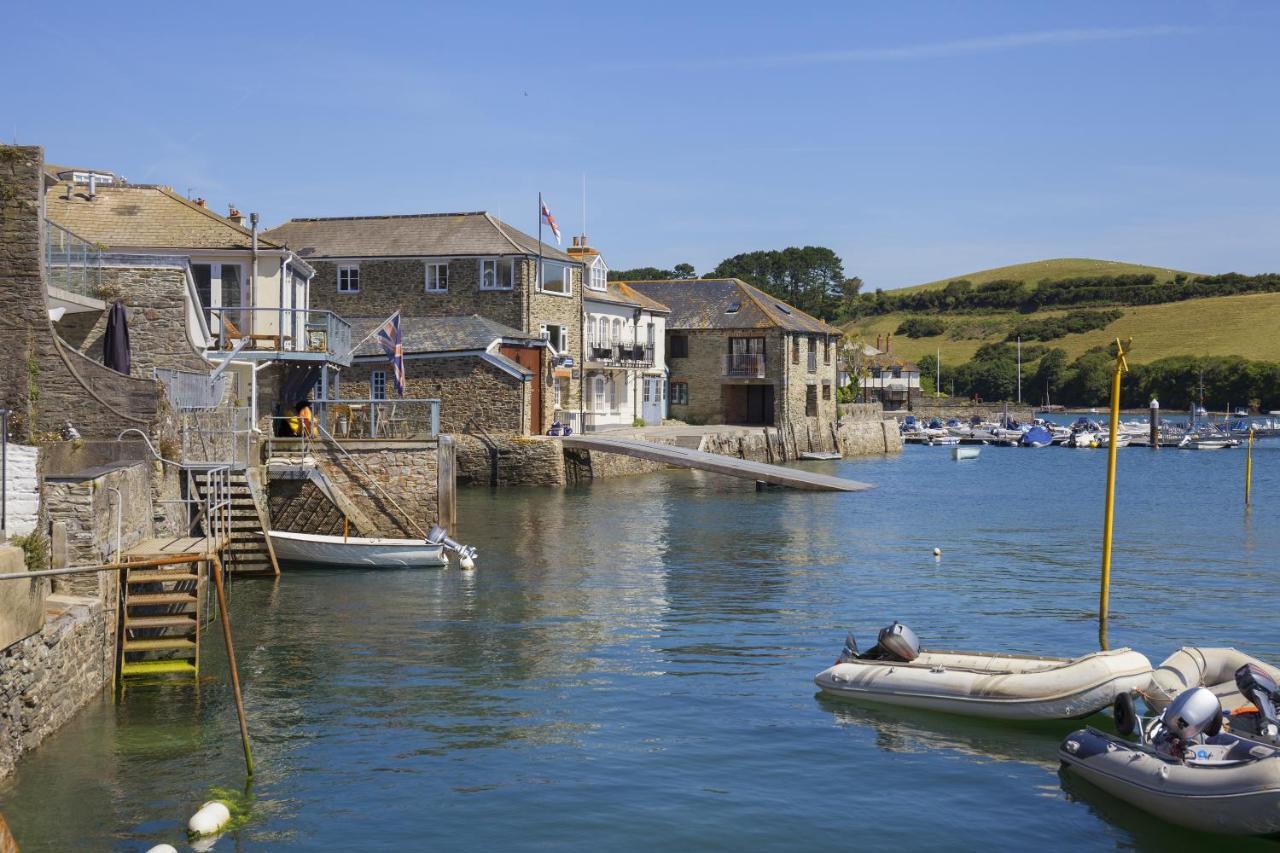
[893, 257, 1196, 294]
[846, 291, 1280, 367]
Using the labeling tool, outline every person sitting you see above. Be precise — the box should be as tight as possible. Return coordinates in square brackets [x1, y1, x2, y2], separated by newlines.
[295, 399, 315, 437]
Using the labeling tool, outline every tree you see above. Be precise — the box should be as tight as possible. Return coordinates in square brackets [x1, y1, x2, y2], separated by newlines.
[673, 263, 696, 279]
[709, 246, 848, 320]
[609, 266, 676, 281]
[1032, 348, 1068, 404]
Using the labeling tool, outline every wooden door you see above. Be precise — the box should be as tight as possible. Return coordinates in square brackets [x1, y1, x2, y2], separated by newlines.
[500, 344, 543, 434]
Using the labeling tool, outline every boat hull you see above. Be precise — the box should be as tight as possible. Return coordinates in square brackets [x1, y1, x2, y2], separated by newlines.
[268, 531, 447, 568]
[1060, 727, 1280, 835]
[814, 648, 1152, 720]
[1147, 647, 1280, 712]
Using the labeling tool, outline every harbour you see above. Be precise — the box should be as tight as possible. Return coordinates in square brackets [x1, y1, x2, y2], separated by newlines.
[1, 446, 1276, 849]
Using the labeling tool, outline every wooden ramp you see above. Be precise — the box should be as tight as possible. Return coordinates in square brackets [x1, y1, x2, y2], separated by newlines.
[560, 436, 872, 492]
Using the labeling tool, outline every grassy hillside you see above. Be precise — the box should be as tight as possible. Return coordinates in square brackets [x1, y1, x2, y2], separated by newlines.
[894, 257, 1196, 294]
[847, 292, 1280, 367]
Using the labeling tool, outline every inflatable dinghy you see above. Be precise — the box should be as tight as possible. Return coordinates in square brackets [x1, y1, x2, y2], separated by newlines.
[1061, 687, 1280, 835]
[814, 623, 1152, 720]
[1146, 647, 1280, 712]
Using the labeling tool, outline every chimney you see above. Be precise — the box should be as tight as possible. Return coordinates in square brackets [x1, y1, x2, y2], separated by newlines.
[876, 334, 882, 350]
[194, 197, 207, 208]
[88, 173, 97, 200]
[227, 205, 247, 227]
[886, 333, 892, 353]
[64, 182, 73, 200]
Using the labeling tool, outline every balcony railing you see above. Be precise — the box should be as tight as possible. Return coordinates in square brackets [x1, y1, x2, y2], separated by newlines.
[154, 367, 230, 410]
[208, 307, 354, 366]
[587, 339, 655, 368]
[313, 398, 441, 440]
[44, 219, 103, 303]
[724, 353, 766, 379]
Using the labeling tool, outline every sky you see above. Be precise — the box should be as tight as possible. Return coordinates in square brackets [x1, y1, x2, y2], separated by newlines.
[4, 1, 1279, 288]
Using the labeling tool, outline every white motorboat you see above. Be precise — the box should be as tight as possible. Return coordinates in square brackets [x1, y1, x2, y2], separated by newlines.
[1178, 434, 1236, 450]
[1069, 432, 1100, 448]
[952, 446, 980, 461]
[925, 434, 960, 446]
[1095, 432, 1131, 448]
[813, 623, 1152, 720]
[268, 530, 447, 567]
[1061, 686, 1280, 835]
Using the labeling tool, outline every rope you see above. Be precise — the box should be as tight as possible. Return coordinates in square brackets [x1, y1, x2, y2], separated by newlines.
[315, 426, 429, 540]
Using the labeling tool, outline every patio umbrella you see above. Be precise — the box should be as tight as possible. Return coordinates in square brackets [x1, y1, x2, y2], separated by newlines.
[103, 300, 131, 375]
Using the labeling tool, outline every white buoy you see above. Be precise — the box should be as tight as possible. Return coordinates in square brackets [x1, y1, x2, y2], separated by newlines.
[933, 547, 941, 558]
[188, 801, 232, 836]
[146, 845, 178, 853]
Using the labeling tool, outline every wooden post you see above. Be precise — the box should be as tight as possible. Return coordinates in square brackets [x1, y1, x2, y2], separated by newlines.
[211, 555, 254, 778]
[437, 435, 456, 535]
[1149, 398, 1159, 449]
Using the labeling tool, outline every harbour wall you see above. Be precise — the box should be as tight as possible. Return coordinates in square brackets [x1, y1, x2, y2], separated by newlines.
[889, 400, 1036, 424]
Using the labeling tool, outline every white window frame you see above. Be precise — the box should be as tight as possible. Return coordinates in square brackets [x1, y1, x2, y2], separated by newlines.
[539, 261, 572, 296]
[541, 324, 568, 355]
[337, 264, 360, 293]
[479, 257, 515, 291]
[588, 260, 607, 292]
[425, 261, 449, 293]
[371, 370, 387, 400]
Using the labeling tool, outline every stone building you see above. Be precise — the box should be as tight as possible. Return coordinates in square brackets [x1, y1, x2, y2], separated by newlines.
[626, 279, 842, 432]
[336, 315, 546, 436]
[263, 212, 584, 433]
[567, 237, 670, 430]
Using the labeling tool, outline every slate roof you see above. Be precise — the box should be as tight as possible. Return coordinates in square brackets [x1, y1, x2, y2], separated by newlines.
[262, 212, 575, 263]
[44, 184, 282, 251]
[348, 314, 539, 357]
[584, 281, 670, 313]
[624, 279, 842, 334]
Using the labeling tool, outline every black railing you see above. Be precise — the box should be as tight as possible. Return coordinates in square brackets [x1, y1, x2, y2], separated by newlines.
[587, 340, 654, 367]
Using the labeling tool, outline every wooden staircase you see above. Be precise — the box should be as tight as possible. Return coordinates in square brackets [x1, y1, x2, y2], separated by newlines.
[119, 564, 202, 680]
[198, 468, 279, 576]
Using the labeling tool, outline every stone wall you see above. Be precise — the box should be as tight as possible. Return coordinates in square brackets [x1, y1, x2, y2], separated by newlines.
[454, 434, 567, 487]
[57, 261, 210, 375]
[38, 439, 185, 540]
[528, 260, 584, 423]
[343, 355, 528, 435]
[43, 461, 153, 597]
[307, 441, 440, 537]
[0, 593, 112, 779]
[0, 445, 39, 536]
[838, 402, 887, 422]
[0, 145, 162, 441]
[267, 478, 349, 536]
[836, 419, 903, 456]
[905, 399, 1036, 423]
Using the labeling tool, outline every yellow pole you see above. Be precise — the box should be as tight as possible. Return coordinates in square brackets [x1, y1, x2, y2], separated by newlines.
[1246, 427, 1254, 508]
[1099, 338, 1131, 651]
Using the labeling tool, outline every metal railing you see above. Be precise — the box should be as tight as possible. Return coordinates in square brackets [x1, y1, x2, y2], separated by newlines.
[207, 307, 354, 366]
[587, 339, 655, 367]
[155, 367, 230, 410]
[179, 406, 253, 470]
[44, 219, 103, 300]
[312, 399, 441, 440]
[724, 353, 766, 378]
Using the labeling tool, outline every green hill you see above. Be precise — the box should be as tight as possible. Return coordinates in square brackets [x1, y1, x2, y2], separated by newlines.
[894, 257, 1196, 294]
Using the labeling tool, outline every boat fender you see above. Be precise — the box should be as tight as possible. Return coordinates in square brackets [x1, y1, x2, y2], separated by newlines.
[188, 801, 232, 837]
[1113, 693, 1137, 736]
[460, 553, 476, 571]
[933, 547, 941, 558]
[146, 846, 179, 853]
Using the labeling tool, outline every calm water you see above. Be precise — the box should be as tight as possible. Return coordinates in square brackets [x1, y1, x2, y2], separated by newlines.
[3, 441, 1279, 851]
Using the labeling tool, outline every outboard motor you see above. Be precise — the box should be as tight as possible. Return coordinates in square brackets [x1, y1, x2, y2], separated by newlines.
[1235, 663, 1280, 739]
[1154, 687, 1223, 756]
[875, 622, 921, 663]
[836, 633, 860, 664]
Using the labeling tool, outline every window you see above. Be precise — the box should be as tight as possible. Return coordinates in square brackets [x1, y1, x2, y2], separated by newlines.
[372, 370, 387, 400]
[791, 335, 799, 364]
[670, 382, 689, 406]
[192, 262, 244, 333]
[670, 335, 689, 358]
[589, 261, 607, 291]
[822, 383, 831, 401]
[729, 337, 765, 355]
[540, 261, 571, 295]
[542, 324, 568, 354]
[823, 336, 831, 363]
[611, 319, 622, 346]
[425, 262, 449, 292]
[892, 367, 902, 379]
[338, 265, 360, 293]
[805, 385, 818, 417]
[480, 258, 515, 290]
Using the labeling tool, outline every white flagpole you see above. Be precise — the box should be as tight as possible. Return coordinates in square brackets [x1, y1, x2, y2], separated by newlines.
[338, 309, 399, 361]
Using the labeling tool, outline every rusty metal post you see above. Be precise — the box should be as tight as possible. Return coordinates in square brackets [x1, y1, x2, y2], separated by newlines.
[211, 555, 254, 777]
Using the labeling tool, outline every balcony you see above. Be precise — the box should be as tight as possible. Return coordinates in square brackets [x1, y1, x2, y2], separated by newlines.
[724, 353, 766, 379]
[44, 219, 106, 314]
[586, 339, 655, 368]
[207, 307, 354, 367]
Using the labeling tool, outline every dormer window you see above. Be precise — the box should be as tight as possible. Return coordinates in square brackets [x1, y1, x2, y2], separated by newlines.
[589, 260, 607, 291]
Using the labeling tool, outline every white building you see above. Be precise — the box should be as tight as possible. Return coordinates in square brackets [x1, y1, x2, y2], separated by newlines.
[568, 237, 671, 430]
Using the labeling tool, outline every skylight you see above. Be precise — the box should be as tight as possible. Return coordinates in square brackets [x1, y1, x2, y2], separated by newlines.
[725, 301, 741, 314]
[775, 303, 792, 314]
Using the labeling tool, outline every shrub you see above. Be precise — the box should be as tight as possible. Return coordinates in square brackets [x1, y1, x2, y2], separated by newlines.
[895, 317, 947, 338]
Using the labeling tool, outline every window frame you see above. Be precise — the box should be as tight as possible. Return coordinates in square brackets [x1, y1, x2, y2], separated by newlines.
[670, 381, 689, 406]
[670, 334, 689, 358]
[337, 264, 360, 293]
[539, 261, 572, 296]
[371, 370, 387, 401]
[425, 261, 449, 293]
[479, 257, 514, 291]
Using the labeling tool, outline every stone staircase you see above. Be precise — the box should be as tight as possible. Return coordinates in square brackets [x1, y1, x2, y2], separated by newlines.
[119, 563, 202, 681]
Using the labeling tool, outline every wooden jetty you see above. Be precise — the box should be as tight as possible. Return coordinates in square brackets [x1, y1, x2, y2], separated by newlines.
[560, 435, 872, 492]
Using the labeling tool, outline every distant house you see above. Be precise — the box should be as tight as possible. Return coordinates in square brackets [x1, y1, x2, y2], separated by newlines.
[567, 237, 670, 430]
[856, 335, 920, 411]
[339, 315, 545, 436]
[625, 278, 842, 430]
[264, 212, 583, 434]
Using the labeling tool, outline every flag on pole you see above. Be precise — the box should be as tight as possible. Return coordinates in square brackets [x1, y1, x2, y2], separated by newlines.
[541, 199, 562, 245]
[375, 311, 405, 396]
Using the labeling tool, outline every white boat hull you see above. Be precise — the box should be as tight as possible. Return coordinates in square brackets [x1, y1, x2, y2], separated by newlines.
[814, 647, 1152, 720]
[952, 447, 980, 461]
[268, 530, 447, 567]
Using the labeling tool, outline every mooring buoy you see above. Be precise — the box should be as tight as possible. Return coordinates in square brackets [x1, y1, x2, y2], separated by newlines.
[188, 801, 232, 836]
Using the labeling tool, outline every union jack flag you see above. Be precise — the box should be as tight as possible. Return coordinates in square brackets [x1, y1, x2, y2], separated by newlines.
[541, 199, 562, 245]
[375, 311, 405, 396]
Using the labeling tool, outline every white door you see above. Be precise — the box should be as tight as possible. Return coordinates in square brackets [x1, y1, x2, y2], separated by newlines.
[642, 377, 663, 425]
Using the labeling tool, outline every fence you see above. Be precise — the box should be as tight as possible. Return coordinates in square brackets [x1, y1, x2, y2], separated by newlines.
[314, 398, 441, 440]
[154, 367, 230, 410]
[44, 219, 103, 300]
[587, 340, 655, 367]
[179, 407, 253, 470]
[207, 307, 353, 366]
[724, 353, 766, 378]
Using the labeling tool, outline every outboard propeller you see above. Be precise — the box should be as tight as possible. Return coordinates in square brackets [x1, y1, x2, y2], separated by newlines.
[1236, 663, 1280, 739]
[426, 525, 479, 569]
[837, 633, 859, 664]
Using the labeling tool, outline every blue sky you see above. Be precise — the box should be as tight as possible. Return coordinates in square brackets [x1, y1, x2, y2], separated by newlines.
[5, 1, 1278, 288]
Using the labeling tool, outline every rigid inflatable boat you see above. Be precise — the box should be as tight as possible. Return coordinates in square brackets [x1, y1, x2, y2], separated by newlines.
[814, 623, 1152, 720]
[1061, 687, 1280, 835]
[1145, 647, 1280, 713]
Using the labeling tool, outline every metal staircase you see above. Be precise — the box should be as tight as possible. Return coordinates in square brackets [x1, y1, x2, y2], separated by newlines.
[119, 563, 202, 680]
